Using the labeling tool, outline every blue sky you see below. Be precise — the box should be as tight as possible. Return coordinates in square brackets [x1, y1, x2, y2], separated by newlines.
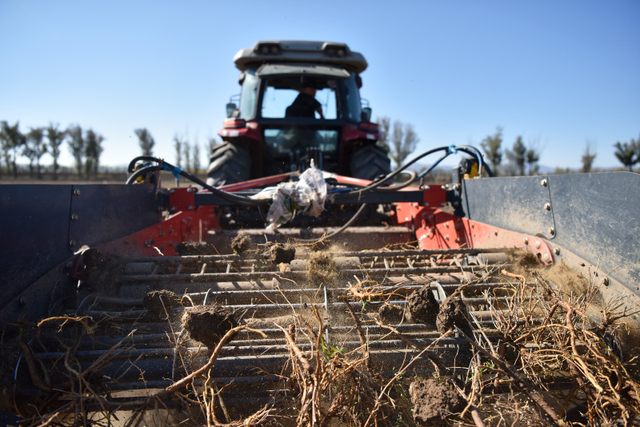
[1, 0, 638, 170]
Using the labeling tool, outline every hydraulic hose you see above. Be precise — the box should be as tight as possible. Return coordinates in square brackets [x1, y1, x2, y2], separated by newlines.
[126, 156, 267, 207]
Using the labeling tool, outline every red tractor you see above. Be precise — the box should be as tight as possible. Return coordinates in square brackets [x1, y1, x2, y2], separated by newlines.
[207, 40, 391, 186]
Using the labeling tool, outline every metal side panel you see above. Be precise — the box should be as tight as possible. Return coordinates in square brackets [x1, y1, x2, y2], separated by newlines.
[461, 172, 640, 295]
[68, 184, 162, 249]
[462, 175, 555, 239]
[0, 185, 73, 309]
[0, 184, 162, 310]
[547, 172, 640, 292]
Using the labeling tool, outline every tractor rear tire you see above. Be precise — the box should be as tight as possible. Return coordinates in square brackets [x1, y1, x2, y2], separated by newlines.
[206, 142, 251, 187]
[350, 144, 391, 181]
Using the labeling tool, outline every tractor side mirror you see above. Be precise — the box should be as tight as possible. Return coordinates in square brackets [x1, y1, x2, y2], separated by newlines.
[361, 107, 372, 123]
[226, 103, 237, 118]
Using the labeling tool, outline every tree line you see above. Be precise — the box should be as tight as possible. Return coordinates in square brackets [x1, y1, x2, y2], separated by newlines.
[373, 118, 640, 176]
[480, 127, 640, 175]
[0, 120, 99, 180]
[0, 120, 217, 180]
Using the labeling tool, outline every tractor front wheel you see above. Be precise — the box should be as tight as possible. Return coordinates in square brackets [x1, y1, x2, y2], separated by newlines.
[206, 142, 251, 187]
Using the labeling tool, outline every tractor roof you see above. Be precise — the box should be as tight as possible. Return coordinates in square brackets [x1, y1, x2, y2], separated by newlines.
[233, 41, 368, 74]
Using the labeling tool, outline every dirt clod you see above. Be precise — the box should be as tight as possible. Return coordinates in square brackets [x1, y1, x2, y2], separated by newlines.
[175, 242, 218, 256]
[231, 235, 251, 254]
[182, 305, 238, 349]
[143, 290, 180, 314]
[307, 252, 337, 283]
[378, 304, 404, 323]
[270, 243, 296, 265]
[406, 285, 438, 324]
[410, 377, 466, 425]
[436, 294, 470, 334]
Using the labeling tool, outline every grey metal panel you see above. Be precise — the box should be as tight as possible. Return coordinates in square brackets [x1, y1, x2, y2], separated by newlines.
[0, 185, 73, 310]
[68, 184, 161, 248]
[461, 175, 555, 239]
[461, 172, 640, 296]
[547, 172, 640, 292]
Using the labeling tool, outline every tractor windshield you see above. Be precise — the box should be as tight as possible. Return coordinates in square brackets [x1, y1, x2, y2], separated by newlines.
[261, 79, 338, 120]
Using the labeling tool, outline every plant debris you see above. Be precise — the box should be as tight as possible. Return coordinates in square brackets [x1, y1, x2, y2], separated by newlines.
[231, 234, 251, 254]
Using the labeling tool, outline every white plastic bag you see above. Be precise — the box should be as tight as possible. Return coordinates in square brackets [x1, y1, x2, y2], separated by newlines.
[251, 161, 330, 231]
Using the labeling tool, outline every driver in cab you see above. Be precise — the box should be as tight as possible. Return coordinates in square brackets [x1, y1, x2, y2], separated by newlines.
[285, 81, 324, 119]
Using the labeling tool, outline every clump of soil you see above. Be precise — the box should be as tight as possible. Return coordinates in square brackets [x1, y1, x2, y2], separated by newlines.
[378, 304, 404, 323]
[542, 261, 591, 297]
[307, 252, 337, 283]
[231, 235, 251, 254]
[143, 290, 180, 314]
[517, 250, 541, 268]
[80, 249, 125, 294]
[436, 294, 470, 334]
[409, 377, 466, 425]
[270, 243, 296, 265]
[175, 242, 218, 256]
[406, 285, 439, 324]
[182, 305, 238, 349]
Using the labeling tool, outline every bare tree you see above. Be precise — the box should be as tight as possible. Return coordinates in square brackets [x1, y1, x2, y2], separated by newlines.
[85, 129, 104, 178]
[135, 128, 155, 156]
[376, 116, 390, 151]
[183, 142, 191, 173]
[1, 121, 26, 178]
[193, 142, 201, 174]
[47, 123, 66, 180]
[581, 140, 597, 173]
[389, 121, 419, 169]
[67, 125, 85, 178]
[613, 136, 639, 171]
[480, 127, 503, 175]
[174, 135, 183, 168]
[23, 127, 45, 178]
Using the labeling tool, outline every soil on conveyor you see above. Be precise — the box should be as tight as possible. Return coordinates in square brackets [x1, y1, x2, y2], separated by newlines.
[175, 242, 219, 255]
[182, 305, 238, 349]
[406, 285, 439, 324]
[143, 290, 180, 314]
[270, 243, 296, 265]
[436, 293, 471, 335]
[378, 304, 404, 323]
[231, 234, 251, 254]
[306, 252, 338, 283]
[409, 377, 466, 425]
[80, 249, 126, 294]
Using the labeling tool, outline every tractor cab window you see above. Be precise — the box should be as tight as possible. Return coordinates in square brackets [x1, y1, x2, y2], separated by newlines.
[261, 78, 338, 120]
[239, 67, 259, 120]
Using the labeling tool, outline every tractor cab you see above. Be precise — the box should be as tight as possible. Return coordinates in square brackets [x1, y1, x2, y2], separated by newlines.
[208, 41, 389, 186]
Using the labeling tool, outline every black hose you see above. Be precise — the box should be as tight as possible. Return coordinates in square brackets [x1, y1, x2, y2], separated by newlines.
[372, 169, 418, 192]
[347, 146, 450, 195]
[125, 165, 159, 185]
[126, 156, 267, 207]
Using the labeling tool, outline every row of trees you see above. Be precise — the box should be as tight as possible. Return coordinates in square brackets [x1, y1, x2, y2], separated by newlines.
[0, 121, 96, 180]
[0, 121, 217, 180]
[481, 127, 640, 174]
[135, 127, 214, 174]
[480, 127, 543, 176]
